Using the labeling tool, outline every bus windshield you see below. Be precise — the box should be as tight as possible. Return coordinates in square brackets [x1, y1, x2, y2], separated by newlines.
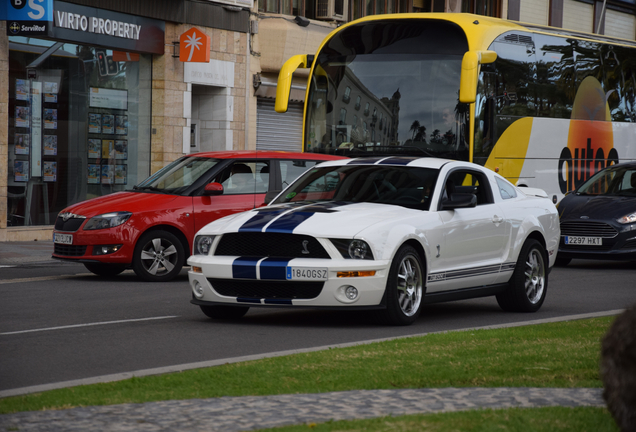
[305, 19, 470, 159]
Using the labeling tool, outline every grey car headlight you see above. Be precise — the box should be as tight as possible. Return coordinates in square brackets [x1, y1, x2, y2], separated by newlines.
[331, 239, 374, 260]
[194, 235, 215, 255]
[84, 212, 132, 230]
[617, 212, 636, 224]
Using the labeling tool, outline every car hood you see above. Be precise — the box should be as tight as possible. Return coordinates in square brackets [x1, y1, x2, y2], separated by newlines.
[559, 194, 636, 221]
[60, 191, 181, 218]
[199, 201, 424, 238]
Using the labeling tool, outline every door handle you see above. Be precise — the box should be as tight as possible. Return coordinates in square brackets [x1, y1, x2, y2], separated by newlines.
[492, 215, 504, 224]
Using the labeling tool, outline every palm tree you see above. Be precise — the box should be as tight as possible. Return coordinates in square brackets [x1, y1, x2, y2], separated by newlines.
[409, 120, 420, 140]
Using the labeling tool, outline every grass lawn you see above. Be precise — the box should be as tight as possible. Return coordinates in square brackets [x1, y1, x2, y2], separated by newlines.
[0, 316, 614, 417]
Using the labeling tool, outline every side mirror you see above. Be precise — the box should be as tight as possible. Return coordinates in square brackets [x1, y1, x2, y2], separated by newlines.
[264, 190, 281, 204]
[459, 50, 497, 103]
[203, 182, 223, 196]
[441, 193, 477, 210]
[275, 54, 313, 113]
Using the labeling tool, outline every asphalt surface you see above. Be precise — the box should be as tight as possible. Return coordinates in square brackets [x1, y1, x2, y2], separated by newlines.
[0, 241, 618, 431]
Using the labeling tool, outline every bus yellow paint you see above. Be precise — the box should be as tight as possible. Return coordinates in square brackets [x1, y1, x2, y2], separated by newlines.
[484, 117, 534, 182]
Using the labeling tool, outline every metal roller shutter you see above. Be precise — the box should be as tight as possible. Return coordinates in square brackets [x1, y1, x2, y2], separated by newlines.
[256, 98, 303, 152]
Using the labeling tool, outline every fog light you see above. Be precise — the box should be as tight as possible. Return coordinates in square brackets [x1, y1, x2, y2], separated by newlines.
[93, 244, 122, 255]
[335, 285, 359, 304]
[345, 286, 358, 300]
[193, 280, 204, 299]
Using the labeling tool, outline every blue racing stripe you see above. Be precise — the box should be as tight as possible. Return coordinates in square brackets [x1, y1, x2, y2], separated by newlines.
[265, 211, 314, 233]
[232, 257, 260, 279]
[378, 156, 418, 165]
[238, 208, 288, 232]
[260, 258, 290, 280]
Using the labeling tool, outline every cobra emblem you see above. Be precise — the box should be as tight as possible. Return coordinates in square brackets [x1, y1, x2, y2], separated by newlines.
[301, 240, 310, 255]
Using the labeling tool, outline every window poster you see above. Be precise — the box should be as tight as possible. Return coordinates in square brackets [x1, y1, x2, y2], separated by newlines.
[14, 133, 30, 155]
[15, 106, 30, 128]
[14, 161, 29, 182]
[43, 161, 57, 182]
[115, 165, 127, 184]
[101, 164, 115, 184]
[44, 109, 58, 129]
[88, 139, 101, 158]
[16, 79, 29, 101]
[102, 139, 114, 159]
[102, 114, 115, 134]
[44, 93, 58, 103]
[89, 113, 101, 133]
[44, 82, 58, 94]
[87, 164, 100, 184]
[116, 115, 128, 135]
[115, 140, 128, 160]
[44, 135, 57, 156]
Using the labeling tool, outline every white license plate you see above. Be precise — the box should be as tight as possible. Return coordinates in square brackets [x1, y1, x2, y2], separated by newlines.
[286, 267, 328, 281]
[565, 236, 602, 246]
[53, 233, 73, 245]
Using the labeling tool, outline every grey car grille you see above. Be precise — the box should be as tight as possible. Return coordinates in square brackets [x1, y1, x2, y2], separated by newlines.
[560, 221, 617, 238]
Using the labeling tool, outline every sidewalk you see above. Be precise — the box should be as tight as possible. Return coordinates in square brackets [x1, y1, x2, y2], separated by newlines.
[0, 387, 605, 432]
[0, 241, 55, 265]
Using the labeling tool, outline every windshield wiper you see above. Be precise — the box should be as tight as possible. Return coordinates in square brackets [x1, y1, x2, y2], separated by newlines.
[134, 185, 166, 193]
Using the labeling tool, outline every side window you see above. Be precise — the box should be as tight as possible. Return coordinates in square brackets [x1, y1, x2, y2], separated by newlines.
[214, 161, 270, 195]
[280, 160, 317, 188]
[496, 177, 517, 199]
[443, 170, 494, 205]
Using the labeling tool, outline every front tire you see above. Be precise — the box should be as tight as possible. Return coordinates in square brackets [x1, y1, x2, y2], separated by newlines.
[200, 305, 249, 319]
[497, 239, 548, 312]
[376, 245, 424, 326]
[84, 262, 127, 277]
[133, 230, 185, 282]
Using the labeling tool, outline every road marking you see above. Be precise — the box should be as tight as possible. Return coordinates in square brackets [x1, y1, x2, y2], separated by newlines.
[0, 309, 623, 398]
[0, 316, 179, 336]
[0, 274, 94, 285]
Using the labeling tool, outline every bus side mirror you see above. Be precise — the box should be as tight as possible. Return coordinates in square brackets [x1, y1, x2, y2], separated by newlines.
[459, 50, 497, 104]
[275, 54, 314, 113]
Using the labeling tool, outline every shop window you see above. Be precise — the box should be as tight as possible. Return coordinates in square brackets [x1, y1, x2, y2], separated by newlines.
[7, 37, 151, 226]
[462, 0, 501, 17]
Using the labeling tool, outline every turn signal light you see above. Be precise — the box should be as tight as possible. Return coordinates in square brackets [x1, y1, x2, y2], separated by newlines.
[337, 270, 376, 278]
[192, 266, 202, 273]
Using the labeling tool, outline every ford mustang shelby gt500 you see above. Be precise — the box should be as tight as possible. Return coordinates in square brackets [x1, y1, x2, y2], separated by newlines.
[187, 157, 560, 325]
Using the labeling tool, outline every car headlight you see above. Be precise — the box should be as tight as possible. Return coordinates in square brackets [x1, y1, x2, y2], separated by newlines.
[617, 212, 636, 224]
[194, 235, 215, 255]
[84, 212, 132, 230]
[331, 239, 374, 260]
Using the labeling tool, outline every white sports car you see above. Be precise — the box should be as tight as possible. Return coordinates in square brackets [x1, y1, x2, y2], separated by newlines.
[187, 157, 560, 325]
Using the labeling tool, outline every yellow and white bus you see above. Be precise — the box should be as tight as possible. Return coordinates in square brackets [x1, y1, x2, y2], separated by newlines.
[275, 13, 636, 201]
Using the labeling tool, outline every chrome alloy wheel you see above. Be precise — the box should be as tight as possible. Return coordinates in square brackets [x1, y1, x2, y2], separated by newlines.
[140, 237, 178, 276]
[525, 248, 545, 304]
[396, 254, 423, 316]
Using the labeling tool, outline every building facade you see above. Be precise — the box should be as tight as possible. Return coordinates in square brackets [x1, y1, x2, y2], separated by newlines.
[1, 0, 636, 241]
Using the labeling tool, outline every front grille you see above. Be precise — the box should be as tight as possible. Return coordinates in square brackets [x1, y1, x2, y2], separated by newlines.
[208, 278, 324, 299]
[560, 221, 617, 238]
[215, 233, 330, 258]
[55, 217, 85, 232]
[54, 244, 87, 256]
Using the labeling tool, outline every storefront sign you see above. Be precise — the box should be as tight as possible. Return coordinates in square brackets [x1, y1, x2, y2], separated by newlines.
[49, 1, 165, 54]
[179, 28, 211, 63]
[184, 59, 235, 88]
[3, 0, 53, 36]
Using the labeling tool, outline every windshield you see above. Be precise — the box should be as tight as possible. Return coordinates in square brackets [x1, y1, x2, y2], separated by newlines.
[578, 165, 636, 196]
[305, 19, 470, 159]
[136, 157, 220, 194]
[272, 164, 439, 210]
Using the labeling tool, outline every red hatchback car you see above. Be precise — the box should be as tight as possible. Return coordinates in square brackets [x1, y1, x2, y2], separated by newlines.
[52, 151, 345, 281]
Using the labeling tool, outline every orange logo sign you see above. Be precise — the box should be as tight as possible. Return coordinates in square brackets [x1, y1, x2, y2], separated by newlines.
[179, 27, 210, 63]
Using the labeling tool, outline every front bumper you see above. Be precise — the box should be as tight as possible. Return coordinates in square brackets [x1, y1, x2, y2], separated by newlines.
[52, 229, 134, 264]
[187, 255, 391, 308]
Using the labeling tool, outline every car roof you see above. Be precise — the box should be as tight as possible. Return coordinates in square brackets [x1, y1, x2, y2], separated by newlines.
[185, 150, 346, 161]
[314, 156, 463, 170]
